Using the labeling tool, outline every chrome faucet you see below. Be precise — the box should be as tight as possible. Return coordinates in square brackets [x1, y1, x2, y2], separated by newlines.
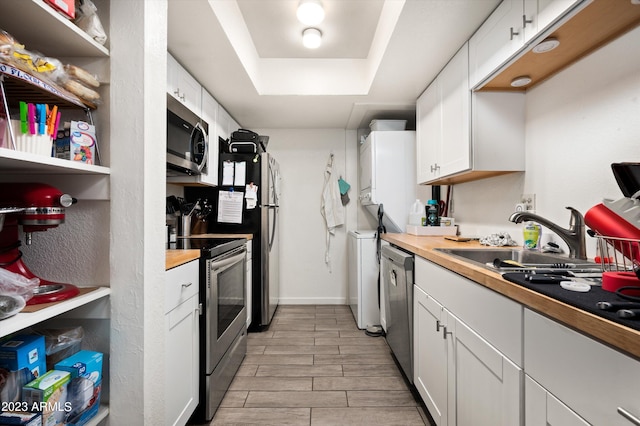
[508, 207, 587, 260]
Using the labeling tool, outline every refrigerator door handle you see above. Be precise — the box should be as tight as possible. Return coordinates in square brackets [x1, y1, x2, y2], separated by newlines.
[261, 204, 279, 208]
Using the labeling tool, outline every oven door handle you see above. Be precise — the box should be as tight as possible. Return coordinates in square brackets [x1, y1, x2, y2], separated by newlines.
[210, 248, 246, 272]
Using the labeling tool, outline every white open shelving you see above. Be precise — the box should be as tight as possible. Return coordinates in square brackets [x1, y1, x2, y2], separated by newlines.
[0, 287, 110, 338]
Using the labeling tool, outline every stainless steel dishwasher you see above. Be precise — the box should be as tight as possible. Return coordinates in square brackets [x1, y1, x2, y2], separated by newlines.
[381, 244, 414, 383]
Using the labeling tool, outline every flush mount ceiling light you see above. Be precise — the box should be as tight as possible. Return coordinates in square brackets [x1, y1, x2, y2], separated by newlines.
[302, 28, 322, 49]
[511, 75, 532, 87]
[297, 0, 325, 25]
[532, 37, 560, 53]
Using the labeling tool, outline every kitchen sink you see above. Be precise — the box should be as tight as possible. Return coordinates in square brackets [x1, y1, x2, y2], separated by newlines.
[434, 248, 600, 272]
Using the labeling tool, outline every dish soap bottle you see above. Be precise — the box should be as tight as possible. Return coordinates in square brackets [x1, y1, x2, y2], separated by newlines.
[523, 221, 541, 250]
[409, 199, 425, 226]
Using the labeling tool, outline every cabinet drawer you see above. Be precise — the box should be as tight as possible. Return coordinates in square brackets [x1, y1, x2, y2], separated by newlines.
[525, 308, 640, 426]
[415, 256, 522, 366]
[166, 260, 199, 313]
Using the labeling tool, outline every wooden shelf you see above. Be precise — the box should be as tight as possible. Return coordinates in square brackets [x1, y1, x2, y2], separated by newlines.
[1, 286, 110, 337]
[0, 0, 109, 58]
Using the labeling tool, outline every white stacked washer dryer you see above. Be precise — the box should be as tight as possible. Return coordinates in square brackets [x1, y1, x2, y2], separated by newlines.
[348, 130, 416, 330]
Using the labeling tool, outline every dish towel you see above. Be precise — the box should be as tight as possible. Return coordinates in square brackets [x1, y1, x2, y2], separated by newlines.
[321, 154, 345, 271]
[479, 232, 517, 247]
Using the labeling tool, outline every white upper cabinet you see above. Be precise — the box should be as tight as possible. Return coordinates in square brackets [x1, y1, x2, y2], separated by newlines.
[469, 0, 525, 89]
[416, 43, 525, 185]
[469, 0, 587, 89]
[167, 53, 202, 116]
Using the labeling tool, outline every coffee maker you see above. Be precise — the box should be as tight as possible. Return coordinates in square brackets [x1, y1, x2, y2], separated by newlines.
[0, 183, 80, 305]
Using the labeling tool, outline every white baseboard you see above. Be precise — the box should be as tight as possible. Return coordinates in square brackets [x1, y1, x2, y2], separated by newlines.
[278, 297, 347, 305]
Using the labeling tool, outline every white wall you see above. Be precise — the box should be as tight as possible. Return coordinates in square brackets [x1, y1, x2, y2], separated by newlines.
[253, 128, 358, 304]
[451, 26, 640, 257]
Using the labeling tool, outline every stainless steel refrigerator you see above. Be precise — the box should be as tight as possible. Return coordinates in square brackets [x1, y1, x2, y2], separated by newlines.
[187, 151, 281, 330]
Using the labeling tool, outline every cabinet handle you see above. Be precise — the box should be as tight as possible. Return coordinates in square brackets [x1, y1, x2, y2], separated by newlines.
[181, 282, 192, 289]
[430, 163, 440, 173]
[174, 88, 181, 97]
[436, 320, 442, 332]
[510, 27, 519, 40]
[197, 303, 203, 315]
[442, 325, 452, 339]
[523, 15, 533, 28]
[618, 407, 640, 425]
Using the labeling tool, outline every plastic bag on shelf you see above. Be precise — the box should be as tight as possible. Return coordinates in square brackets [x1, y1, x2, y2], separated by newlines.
[0, 29, 22, 61]
[74, 0, 107, 45]
[0, 268, 39, 302]
[33, 326, 84, 370]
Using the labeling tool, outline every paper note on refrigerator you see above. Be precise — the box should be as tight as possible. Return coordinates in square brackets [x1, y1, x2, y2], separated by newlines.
[245, 183, 258, 209]
[217, 190, 244, 223]
[234, 161, 246, 186]
[222, 161, 234, 186]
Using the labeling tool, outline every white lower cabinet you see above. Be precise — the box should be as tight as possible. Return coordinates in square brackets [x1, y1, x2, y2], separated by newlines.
[525, 375, 589, 426]
[414, 285, 449, 425]
[524, 308, 640, 426]
[165, 260, 200, 426]
[414, 257, 523, 425]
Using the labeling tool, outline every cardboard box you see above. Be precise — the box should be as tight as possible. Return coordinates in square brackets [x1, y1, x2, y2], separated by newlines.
[54, 122, 96, 165]
[22, 370, 70, 426]
[0, 411, 42, 426]
[54, 352, 103, 426]
[0, 335, 47, 378]
[44, 0, 75, 19]
[53, 351, 102, 385]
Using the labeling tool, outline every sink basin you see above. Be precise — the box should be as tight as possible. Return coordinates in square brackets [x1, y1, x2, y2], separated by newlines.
[434, 248, 599, 271]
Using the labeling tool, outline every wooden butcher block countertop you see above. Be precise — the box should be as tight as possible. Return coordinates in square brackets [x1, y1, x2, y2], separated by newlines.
[166, 250, 200, 270]
[382, 233, 640, 360]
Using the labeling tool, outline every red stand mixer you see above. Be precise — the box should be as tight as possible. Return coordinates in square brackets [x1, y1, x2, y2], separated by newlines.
[0, 183, 80, 305]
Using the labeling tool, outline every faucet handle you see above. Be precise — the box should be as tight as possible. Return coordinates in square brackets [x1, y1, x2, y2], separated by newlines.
[565, 206, 585, 230]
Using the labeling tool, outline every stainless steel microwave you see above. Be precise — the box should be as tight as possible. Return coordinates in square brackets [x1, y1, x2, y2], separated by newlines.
[167, 96, 209, 176]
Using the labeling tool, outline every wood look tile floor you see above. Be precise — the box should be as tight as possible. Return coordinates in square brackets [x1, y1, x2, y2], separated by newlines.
[210, 305, 433, 426]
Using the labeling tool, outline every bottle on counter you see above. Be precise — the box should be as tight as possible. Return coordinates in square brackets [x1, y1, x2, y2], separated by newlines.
[426, 199, 440, 226]
[409, 199, 425, 226]
[523, 221, 541, 250]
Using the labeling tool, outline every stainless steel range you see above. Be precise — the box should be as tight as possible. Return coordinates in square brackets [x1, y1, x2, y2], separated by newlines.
[173, 237, 247, 422]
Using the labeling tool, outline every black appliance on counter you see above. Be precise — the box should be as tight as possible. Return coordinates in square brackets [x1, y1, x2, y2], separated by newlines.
[185, 146, 281, 332]
[171, 237, 247, 423]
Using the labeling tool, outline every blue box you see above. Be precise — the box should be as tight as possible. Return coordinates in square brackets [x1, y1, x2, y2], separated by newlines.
[0, 335, 47, 378]
[53, 351, 102, 384]
[54, 351, 103, 426]
[0, 411, 42, 426]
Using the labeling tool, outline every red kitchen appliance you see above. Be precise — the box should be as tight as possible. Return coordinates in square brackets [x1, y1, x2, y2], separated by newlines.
[0, 183, 79, 305]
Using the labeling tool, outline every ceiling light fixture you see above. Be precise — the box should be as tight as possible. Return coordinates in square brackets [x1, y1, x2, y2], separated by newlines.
[511, 76, 532, 87]
[302, 28, 322, 49]
[532, 37, 560, 54]
[297, 0, 325, 25]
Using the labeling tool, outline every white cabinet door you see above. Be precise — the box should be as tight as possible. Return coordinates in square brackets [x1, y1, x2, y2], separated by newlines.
[450, 313, 522, 426]
[525, 375, 589, 426]
[469, 0, 525, 88]
[165, 260, 200, 426]
[167, 53, 202, 115]
[527, 0, 584, 40]
[525, 308, 640, 426]
[217, 105, 232, 143]
[416, 78, 441, 184]
[201, 89, 219, 186]
[438, 43, 471, 178]
[165, 294, 199, 426]
[414, 286, 449, 426]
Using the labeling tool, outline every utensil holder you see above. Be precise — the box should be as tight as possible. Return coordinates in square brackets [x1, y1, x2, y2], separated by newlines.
[5, 120, 53, 157]
[179, 215, 191, 237]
